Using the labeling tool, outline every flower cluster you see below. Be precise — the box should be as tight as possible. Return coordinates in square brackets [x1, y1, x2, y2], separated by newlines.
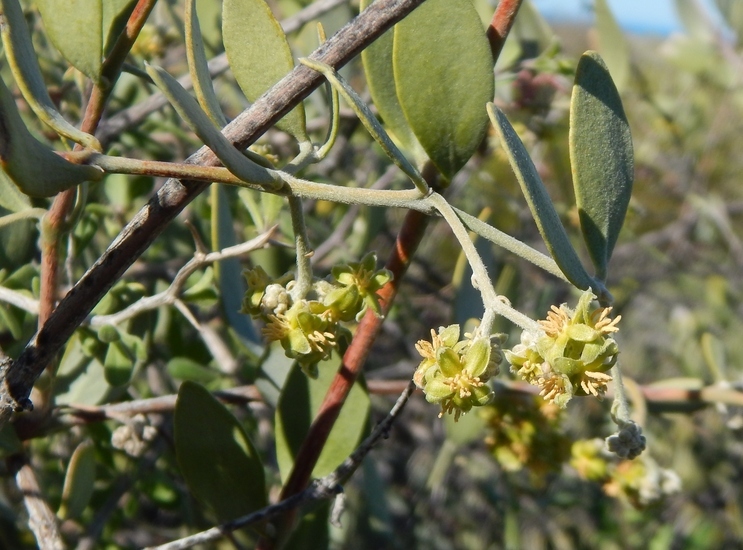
[506, 290, 620, 407]
[413, 325, 504, 421]
[241, 253, 391, 376]
[481, 393, 571, 483]
[571, 439, 681, 509]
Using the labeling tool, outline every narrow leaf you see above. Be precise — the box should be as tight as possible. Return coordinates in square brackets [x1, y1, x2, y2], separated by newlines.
[223, 0, 307, 140]
[0, 0, 101, 149]
[569, 51, 634, 280]
[144, 63, 280, 189]
[275, 359, 370, 482]
[0, 75, 104, 197]
[58, 441, 96, 520]
[393, 0, 494, 181]
[175, 381, 266, 521]
[594, 0, 630, 91]
[360, 0, 425, 163]
[488, 103, 594, 290]
[185, 0, 227, 128]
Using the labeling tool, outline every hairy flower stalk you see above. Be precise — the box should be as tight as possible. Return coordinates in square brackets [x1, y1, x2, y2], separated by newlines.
[506, 290, 621, 407]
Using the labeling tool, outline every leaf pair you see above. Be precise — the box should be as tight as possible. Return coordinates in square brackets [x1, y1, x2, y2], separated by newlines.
[361, 0, 494, 182]
[491, 51, 634, 286]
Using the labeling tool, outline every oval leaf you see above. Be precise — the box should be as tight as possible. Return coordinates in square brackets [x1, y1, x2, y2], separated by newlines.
[175, 381, 266, 521]
[275, 358, 370, 482]
[360, 0, 425, 163]
[58, 441, 96, 521]
[0, 0, 101, 149]
[0, 76, 104, 197]
[392, 0, 493, 181]
[223, 0, 307, 140]
[36, 0, 102, 82]
[103, 340, 134, 387]
[488, 104, 594, 290]
[569, 51, 634, 280]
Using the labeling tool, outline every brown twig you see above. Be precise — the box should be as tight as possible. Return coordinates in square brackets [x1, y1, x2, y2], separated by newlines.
[0, 0, 430, 428]
[486, 0, 524, 62]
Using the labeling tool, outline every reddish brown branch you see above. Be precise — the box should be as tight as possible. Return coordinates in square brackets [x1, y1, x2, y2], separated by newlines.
[486, 0, 524, 62]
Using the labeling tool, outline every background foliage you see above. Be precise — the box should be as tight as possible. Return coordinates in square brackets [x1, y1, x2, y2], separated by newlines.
[0, 0, 742, 548]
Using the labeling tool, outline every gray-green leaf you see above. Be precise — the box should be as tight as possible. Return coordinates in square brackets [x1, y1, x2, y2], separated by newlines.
[569, 51, 634, 280]
[275, 359, 370, 482]
[223, 0, 307, 140]
[392, 0, 494, 181]
[488, 103, 594, 290]
[175, 381, 266, 521]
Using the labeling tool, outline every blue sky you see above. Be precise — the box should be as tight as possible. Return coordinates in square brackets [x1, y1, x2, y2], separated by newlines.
[532, 0, 719, 35]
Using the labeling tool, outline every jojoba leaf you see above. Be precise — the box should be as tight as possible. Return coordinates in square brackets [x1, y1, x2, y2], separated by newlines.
[392, 0, 493, 181]
[144, 63, 280, 189]
[103, 340, 133, 387]
[488, 104, 594, 290]
[185, 0, 227, 128]
[35, 0, 101, 82]
[175, 381, 266, 521]
[223, 0, 307, 140]
[569, 51, 634, 280]
[360, 0, 425, 163]
[275, 359, 370, 482]
[0, 0, 101, 149]
[58, 441, 96, 521]
[0, 76, 103, 197]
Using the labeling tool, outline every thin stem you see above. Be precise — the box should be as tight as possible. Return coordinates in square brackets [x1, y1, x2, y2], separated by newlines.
[288, 197, 314, 299]
[14, 462, 64, 550]
[429, 193, 540, 334]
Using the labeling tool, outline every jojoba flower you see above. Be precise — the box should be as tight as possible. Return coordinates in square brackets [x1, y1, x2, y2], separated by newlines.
[506, 290, 621, 408]
[331, 252, 392, 320]
[414, 325, 503, 421]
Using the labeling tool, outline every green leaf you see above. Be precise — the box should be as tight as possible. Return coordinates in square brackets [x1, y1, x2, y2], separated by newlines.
[594, 0, 630, 91]
[0, 169, 31, 213]
[55, 332, 115, 406]
[392, 0, 493, 181]
[223, 0, 307, 140]
[360, 0, 425, 163]
[167, 356, 220, 385]
[488, 104, 594, 290]
[58, 441, 96, 521]
[36, 0, 102, 82]
[275, 358, 370, 482]
[185, 0, 227, 128]
[35, 0, 134, 83]
[569, 51, 634, 280]
[212, 185, 260, 345]
[144, 63, 280, 189]
[174, 381, 266, 521]
[0, 0, 101, 150]
[0, 75, 104, 197]
[103, 340, 134, 387]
